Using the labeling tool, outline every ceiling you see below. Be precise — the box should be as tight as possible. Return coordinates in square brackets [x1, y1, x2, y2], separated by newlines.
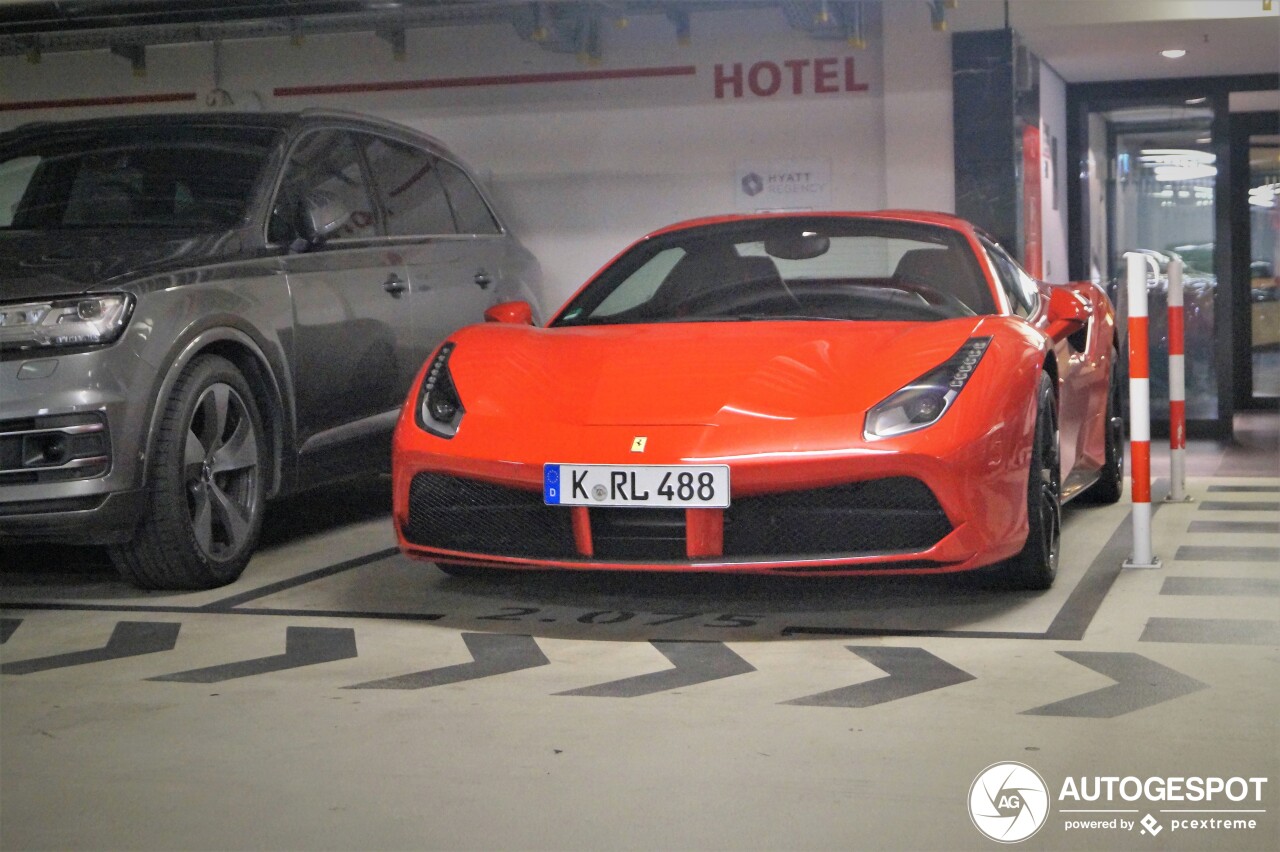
[0, 0, 1276, 84]
[953, 0, 1280, 83]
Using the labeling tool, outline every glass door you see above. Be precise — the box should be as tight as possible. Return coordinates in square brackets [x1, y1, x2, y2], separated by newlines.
[1103, 105, 1219, 426]
[1242, 121, 1279, 406]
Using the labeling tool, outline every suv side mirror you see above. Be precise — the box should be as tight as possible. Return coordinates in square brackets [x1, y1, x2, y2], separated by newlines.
[291, 191, 351, 252]
[484, 301, 535, 325]
[1045, 287, 1090, 342]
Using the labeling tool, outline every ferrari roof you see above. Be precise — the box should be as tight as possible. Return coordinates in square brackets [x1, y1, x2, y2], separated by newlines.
[644, 210, 979, 241]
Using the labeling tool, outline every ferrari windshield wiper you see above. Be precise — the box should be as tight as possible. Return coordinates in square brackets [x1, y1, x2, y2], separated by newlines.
[732, 314, 843, 322]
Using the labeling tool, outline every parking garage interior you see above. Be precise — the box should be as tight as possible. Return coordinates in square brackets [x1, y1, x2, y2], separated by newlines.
[1, 2, 1278, 850]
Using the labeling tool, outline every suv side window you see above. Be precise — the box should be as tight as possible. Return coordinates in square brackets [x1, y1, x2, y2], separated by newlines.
[0, 156, 40, 227]
[436, 159, 501, 236]
[269, 129, 380, 245]
[361, 135, 456, 237]
[981, 236, 1038, 318]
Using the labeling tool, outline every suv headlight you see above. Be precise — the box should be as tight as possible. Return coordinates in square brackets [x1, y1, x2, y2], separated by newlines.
[0, 294, 134, 352]
[864, 337, 991, 439]
[415, 342, 465, 438]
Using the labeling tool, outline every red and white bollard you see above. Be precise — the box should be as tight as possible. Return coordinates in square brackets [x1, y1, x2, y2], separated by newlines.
[1123, 252, 1162, 569]
[1166, 258, 1192, 503]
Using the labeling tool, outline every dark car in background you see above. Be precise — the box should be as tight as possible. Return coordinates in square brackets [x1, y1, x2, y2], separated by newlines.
[0, 110, 542, 589]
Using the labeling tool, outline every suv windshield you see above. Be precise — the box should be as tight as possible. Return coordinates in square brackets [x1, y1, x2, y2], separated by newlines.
[554, 217, 994, 326]
[0, 125, 278, 230]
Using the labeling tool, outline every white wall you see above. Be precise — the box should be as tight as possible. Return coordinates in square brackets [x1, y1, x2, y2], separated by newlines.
[881, 0, 955, 212]
[0, 8, 975, 306]
[1038, 60, 1069, 283]
[1086, 112, 1111, 285]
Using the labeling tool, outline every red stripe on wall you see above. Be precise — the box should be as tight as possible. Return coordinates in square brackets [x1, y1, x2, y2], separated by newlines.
[274, 65, 698, 98]
[0, 92, 198, 113]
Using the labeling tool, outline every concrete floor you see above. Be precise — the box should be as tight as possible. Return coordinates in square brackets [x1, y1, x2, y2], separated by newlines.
[1, 415, 1277, 851]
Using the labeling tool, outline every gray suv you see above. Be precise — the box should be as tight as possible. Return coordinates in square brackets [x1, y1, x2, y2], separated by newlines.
[0, 110, 542, 589]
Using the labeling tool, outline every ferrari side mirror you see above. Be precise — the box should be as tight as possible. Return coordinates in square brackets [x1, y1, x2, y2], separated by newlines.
[1045, 287, 1090, 342]
[484, 300, 535, 325]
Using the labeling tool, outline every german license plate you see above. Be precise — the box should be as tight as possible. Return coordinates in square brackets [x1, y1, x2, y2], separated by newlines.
[543, 464, 730, 508]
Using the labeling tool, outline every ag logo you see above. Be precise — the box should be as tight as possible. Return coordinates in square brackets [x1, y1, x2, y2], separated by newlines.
[968, 762, 1050, 843]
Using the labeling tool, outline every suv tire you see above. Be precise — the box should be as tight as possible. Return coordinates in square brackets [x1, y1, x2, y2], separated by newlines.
[111, 355, 266, 589]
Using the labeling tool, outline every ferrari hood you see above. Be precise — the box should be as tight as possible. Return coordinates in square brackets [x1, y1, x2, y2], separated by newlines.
[447, 318, 994, 427]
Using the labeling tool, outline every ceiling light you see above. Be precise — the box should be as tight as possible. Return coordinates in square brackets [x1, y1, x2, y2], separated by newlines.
[1140, 149, 1215, 166]
[1161, 48, 1187, 59]
[1140, 149, 1218, 182]
[1250, 183, 1277, 209]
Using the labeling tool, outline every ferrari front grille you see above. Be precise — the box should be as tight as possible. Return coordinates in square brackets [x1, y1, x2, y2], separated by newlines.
[405, 473, 577, 559]
[404, 473, 951, 565]
[722, 477, 952, 557]
[590, 507, 686, 560]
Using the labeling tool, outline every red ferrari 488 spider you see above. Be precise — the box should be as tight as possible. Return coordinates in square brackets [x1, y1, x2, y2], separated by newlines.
[392, 211, 1121, 589]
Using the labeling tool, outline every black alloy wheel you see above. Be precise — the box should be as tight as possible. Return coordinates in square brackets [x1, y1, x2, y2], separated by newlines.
[111, 354, 266, 589]
[998, 372, 1061, 590]
[435, 561, 485, 579]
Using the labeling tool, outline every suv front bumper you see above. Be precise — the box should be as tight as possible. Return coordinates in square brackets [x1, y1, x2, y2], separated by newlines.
[0, 348, 154, 545]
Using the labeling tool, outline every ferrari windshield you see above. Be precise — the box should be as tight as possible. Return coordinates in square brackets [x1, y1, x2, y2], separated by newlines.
[553, 217, 995, 326]
[0, 126, 277, 230]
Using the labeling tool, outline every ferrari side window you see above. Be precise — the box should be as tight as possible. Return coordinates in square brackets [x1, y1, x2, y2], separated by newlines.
[1014, 266, 1042, 315]
[592, 248, 686, 317]
[982, 238, 1035, 318]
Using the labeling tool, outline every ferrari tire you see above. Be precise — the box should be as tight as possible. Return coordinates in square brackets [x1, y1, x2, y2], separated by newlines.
[1080, 355, 1124, 504]
[998, 372, 1061, 590]
[435, 561, 484, 578]
[110, 355, 266, 590]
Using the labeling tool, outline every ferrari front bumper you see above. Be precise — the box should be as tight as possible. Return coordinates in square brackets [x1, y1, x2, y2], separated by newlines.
[392, 447, 1029, 577]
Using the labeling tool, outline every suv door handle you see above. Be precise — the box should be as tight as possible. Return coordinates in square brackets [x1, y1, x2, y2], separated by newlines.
[473, 271, 492, 290]
[383, 273, 407, 296]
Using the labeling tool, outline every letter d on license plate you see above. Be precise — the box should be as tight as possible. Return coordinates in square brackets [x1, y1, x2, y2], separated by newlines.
[544, 464, 730, 508]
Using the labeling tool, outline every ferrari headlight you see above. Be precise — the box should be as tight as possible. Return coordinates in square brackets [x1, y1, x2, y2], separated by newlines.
[416, 342, 465, 438]
[864, 337, 991, 439]
[0, 294, 134, 352]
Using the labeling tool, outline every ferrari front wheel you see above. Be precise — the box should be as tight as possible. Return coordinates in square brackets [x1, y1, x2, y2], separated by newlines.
[999, 372, 1061, 590]
[435, 561, 486, 579]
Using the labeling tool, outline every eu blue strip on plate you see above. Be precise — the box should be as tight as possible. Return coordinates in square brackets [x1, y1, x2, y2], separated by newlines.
[543, 464, 561, 504]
